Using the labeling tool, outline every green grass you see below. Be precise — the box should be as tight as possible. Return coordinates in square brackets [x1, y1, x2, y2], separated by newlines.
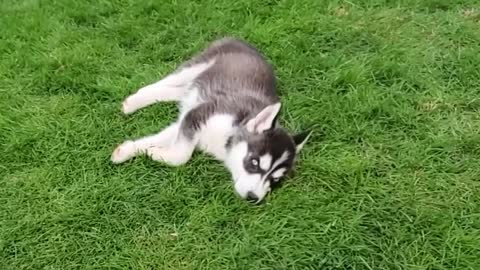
[1, 0, 480, 269]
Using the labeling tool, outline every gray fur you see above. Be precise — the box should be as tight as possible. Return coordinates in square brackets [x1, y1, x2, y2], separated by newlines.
[178, 38, 280, 138]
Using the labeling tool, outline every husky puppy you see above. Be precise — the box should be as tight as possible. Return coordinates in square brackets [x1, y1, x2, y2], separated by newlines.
[112, 38, 311, 203]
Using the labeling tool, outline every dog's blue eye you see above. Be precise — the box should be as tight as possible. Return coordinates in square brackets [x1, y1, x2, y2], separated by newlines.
[251, 158, 259, 167]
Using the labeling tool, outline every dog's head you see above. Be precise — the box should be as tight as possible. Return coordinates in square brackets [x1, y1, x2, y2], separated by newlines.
[225, 103, 311, 203]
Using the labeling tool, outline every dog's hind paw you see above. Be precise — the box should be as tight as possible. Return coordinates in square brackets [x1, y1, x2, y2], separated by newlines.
[111, 141, 136, 164]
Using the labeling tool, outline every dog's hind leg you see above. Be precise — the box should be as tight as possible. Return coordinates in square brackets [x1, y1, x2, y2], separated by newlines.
[146, 134, 197, 166]
[144, 102, 218, 166]
[121, 60, 215, 114]
[111, 122, 180, 164]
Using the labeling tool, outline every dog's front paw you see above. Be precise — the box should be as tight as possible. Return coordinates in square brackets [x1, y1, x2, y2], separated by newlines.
[121, 97, 137, 115]
[111, 140, 136, 164]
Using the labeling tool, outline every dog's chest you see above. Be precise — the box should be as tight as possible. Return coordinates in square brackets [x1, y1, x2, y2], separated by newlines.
[179, 88, 234, 160]
[197, 114, 235, 160]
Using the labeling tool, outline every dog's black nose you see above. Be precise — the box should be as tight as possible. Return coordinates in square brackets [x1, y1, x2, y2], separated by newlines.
[246, 192, 259, 203]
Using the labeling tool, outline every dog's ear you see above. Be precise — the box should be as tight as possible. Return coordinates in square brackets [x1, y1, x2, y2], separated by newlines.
[293, 130, 312, 154]
[246, 103, 281, 133]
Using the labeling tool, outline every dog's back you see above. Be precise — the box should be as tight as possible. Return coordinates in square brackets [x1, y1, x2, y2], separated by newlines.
[190, 38, 279, 116]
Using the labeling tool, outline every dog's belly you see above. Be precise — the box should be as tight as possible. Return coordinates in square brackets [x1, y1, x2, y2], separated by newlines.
[197, 114, 235, 161]
[179, 88, 202, 117]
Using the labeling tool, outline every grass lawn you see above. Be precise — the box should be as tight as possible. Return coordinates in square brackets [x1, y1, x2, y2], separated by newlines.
[1, 0, 480, 269]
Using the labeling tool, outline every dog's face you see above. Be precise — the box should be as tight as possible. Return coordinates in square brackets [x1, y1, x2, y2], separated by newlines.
[225, 103, 311, 203]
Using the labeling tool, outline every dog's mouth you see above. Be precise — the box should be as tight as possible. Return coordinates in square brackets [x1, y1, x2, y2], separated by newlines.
[233, 182, 268, 205]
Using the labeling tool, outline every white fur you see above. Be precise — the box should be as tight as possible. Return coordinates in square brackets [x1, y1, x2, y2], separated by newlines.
[224, 142, 291, 202]
[122, 60, 214, 115]
[271, 168, 287, 179]
[179, 88, 202, 119]
[112, 62, 213, 164]
[111, 123, 179, 164]
[259, 154, 272, 171]
[246, 103, 281, 133]
[295, 131, 312, 154]
[268, 151, 290, 176]
[112, 60, 237, 166]
[224, 142, 267, 201]
[147, 135, 196, 166]
[111, 140, 136, 164]
[197, 114, 235, 160]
